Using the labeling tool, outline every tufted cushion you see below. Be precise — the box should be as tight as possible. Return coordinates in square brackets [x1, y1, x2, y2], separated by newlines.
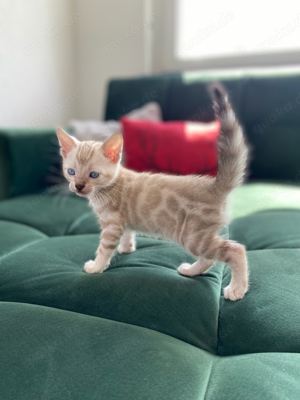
[1, 302, 300, 400]
[229, 210, 300, 250]
[1, 190, 300, 398]
[2, 302, 300, 400]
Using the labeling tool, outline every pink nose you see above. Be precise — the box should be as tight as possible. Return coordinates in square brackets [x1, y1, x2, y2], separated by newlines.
[75, 184, 85, 191]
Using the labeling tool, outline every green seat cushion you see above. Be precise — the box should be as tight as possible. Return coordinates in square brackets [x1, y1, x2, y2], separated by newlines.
[2, 302, 300, 400]
[1, 194, 300, 357]
[1, 190, 300, 400]
[205, 352, 300, 400]
[0, 228, 222, 353]
[0, 190, 99, 237]
[221, 209, 300, 355]
[219, 249, 300, 355]
[0, 220, 46, 257]
[229, 210, 300, 250]
[0, 302, 212, 400]
[229, 182, 300, 220]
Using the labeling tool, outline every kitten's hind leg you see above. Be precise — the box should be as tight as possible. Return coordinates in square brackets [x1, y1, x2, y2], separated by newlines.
[117, 231, 136, 254]
[178, 257, 214, 277]
[201, 238, 249, 301]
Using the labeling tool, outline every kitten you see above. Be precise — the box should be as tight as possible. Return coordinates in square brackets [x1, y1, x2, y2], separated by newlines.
[56, 83, 248, 301]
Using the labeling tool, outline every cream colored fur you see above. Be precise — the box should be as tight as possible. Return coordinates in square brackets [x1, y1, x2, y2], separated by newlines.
[57, 83, 249, 301]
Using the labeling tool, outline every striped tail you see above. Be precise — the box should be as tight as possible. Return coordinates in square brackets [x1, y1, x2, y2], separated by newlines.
[209, 83, 248, 196]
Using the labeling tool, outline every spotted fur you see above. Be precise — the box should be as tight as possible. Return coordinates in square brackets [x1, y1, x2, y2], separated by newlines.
[57, 83, 249, 301]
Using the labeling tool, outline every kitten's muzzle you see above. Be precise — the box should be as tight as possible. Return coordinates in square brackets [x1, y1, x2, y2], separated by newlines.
[75, 184, 85, 192]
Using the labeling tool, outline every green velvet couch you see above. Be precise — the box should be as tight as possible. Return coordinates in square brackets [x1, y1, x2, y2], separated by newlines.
[1, 69, 300, 399]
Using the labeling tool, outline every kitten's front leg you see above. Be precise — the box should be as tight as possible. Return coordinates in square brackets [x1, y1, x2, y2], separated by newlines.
[84, 225, 123, 274]
[117, 231, 136, 254]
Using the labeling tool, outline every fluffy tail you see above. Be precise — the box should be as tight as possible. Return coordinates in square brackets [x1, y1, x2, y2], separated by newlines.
[209, 83, 248, 196]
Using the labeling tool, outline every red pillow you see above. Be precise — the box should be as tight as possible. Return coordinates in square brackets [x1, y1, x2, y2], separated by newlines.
[120, 118, 220, 176]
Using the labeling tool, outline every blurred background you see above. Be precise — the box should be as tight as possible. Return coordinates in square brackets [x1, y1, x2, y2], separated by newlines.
[1, 0, 300, 128]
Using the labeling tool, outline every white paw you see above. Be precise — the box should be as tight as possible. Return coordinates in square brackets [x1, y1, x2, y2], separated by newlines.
[224, 284, 248, 301]
[84, 260, 103, 274]
[117, 241, 136, 254]
[177, 263, 194, 277]
[177, 259, 213, 277]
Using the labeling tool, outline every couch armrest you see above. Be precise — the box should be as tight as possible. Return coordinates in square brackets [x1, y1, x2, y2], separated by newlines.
[0, 128, 61, 200]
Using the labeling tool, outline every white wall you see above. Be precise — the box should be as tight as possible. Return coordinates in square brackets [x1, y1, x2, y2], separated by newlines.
[74, 0, 149, 120]
[0, 0, 78, 128]
[0, 0, 155, 127]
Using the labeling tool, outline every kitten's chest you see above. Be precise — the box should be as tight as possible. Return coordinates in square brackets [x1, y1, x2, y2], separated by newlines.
[89, 199, 110, 221]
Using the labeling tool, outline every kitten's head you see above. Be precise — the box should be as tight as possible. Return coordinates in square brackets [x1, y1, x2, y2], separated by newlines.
[56, 128, 123, 197]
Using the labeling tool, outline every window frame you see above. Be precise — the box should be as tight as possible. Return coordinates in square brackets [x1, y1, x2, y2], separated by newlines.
[151, 0, 300, 73]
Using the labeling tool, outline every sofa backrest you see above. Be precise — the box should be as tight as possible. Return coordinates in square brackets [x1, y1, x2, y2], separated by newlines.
[105, 68, 300, 181]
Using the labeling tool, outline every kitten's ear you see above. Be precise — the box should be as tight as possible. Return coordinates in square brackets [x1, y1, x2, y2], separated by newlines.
[56, 128, 79, 157]
[101, 133, 123, 163]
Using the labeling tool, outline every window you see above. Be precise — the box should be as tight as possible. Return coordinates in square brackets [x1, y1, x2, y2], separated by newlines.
[152, 0, 300, 72]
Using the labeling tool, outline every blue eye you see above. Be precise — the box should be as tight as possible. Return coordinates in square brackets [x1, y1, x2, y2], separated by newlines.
[68, 168, 75, 175]
[90, 172, 99, 178]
